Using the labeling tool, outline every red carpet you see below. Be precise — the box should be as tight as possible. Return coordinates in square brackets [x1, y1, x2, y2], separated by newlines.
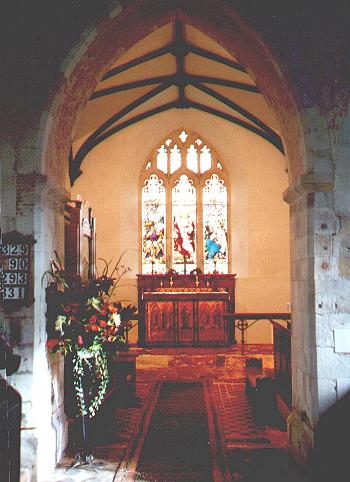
[135, 382, 213, 482]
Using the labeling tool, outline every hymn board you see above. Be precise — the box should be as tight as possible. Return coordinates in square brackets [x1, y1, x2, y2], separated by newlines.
[0, 231, 34, 310]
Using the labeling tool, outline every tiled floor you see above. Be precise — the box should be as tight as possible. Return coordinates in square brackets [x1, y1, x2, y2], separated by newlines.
[50, 347, 309, 482]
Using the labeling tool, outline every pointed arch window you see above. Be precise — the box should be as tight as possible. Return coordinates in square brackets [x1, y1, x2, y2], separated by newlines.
[141, 129, 229, 274]
[141, 174, 166, 273]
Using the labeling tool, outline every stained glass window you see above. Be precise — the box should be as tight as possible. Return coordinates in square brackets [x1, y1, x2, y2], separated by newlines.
[172, 175, 196, 273]
[187, 144, 198, 173]
[170, 144, 181, 174]
[200, 145, 211, 173]
[157, 145, 167, 173]
[203, 174, 228, 273]
[141, 129, 229, 274]
[142, 174, 166, 274]
[179, 130, 188, 143]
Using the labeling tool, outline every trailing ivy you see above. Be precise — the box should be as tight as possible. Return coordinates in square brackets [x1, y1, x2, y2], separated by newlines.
[72, 346, 109, 418]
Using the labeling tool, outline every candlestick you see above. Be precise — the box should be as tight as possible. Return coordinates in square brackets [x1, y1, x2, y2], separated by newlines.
[183, 255, 187, 275]
[151, 259, 155, 275]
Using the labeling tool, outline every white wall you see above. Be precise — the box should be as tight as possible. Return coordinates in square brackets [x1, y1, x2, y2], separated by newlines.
[72, 108, 290, 343]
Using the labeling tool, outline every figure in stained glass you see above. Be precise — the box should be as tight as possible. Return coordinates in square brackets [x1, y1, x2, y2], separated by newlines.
[203, 174, 228, 273]
[142, 175, 166, 273]
[172, 175, 196, 269]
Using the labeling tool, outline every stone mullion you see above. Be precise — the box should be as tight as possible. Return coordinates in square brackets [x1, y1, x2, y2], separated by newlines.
[166, 180, 173, 271]
[197, 180, 204, 272]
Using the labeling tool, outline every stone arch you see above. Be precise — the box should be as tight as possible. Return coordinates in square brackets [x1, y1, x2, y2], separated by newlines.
[28, 0, 341, 477]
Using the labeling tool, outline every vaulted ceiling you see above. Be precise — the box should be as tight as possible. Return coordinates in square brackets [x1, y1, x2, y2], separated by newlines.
[70, 21, 283, 184]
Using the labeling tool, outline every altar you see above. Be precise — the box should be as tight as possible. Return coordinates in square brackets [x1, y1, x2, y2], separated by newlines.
[137, 273, 236, 347]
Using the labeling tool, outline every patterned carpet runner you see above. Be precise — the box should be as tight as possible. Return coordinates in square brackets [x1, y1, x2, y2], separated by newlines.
[134, 382, 213, 482]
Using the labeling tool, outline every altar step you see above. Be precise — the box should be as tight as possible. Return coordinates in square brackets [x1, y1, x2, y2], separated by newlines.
[129, 344, 274, 372]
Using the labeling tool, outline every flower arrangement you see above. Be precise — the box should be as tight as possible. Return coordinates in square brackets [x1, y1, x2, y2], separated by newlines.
[45, 253, 137, 418]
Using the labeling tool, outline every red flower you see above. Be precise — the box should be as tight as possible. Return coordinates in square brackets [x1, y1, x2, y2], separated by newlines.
[63, 305, 71, 313]
[90, 324, 99, 332]
[89, 315, 97, 324]
[47, 339, 59, 349]
[69, 316, 76, 321]
[100, 309, 107, 316]
[99, 320, 107, 328]
[109, 306, 117, 313]
[77, 335, 84, 346]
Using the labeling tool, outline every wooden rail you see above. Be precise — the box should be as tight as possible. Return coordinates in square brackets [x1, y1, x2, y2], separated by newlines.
[224, 312, 291, 354]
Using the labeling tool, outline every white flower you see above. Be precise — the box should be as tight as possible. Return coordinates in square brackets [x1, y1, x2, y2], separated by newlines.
[111, 312, 121, 328]
[55, 315, 67, 335]
[87, 297, 100, 310]
[78, 348, 94, 359]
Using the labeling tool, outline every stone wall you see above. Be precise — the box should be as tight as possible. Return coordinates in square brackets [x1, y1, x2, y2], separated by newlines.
[1, 147, 69, 480]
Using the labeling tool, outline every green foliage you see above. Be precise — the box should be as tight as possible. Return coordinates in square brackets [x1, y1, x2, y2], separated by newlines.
[45, 252, 137, 418]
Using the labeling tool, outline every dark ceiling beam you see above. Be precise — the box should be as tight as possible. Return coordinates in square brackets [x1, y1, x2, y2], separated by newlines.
[95, 101, 178, 144]
[186, 99, 284, 153]
[187, 44, 247, 73]
[70, 100, 178, 184]
[187, 74, 259, 93]
[173, 20, 187, 103]
[102, 45, 171, 81]
[70, 83, 172, 183]
[91, 83, 171, 141]
[192, 82, 279, 140]
[91, 75, 174, 99]
[92, 73, 259, 100]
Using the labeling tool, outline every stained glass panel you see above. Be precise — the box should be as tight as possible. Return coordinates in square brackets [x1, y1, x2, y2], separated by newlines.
[142, 175, 166, 274]
[200, 145, 211, 173]
[187, 144, 198, 173]
[170, 144, 181, 173]
[172, 175, 196, 273]
[203, 174, 228, 274]
[157, 145, 167, 173]
[179, 130, 188, 143]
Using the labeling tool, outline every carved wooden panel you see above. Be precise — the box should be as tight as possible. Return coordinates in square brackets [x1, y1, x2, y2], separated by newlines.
[138, 273, 236, 346]
[64, 198, 96, 281]
[147, 301, 175, 343]
[198, 301, 226, 342]
[178, 301, 194, 342]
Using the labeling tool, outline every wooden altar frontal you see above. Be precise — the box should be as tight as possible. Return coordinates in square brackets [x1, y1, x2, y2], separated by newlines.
[137, 273, 236, 347]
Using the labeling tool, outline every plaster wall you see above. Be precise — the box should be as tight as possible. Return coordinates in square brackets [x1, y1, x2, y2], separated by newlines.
[72, 109, 290, 344]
